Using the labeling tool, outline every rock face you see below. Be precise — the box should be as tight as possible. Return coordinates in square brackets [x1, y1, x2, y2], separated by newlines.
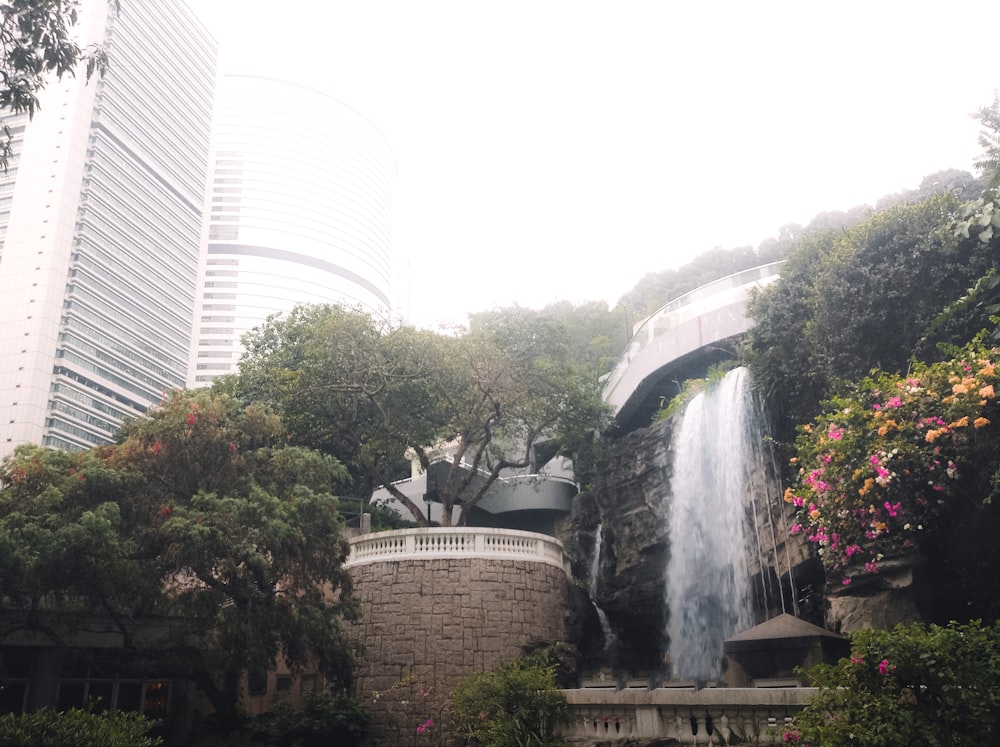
[560, 411, 826, 681]
[561, 419, 674, 677]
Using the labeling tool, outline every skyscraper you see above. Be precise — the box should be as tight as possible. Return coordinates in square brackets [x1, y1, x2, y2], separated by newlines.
[188, 75, 395, 386]
[0, 1, 217, 459]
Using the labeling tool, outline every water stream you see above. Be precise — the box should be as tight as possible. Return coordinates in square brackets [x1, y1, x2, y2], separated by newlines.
[588, 523, 618, 656]
[663, 367, 764, 680]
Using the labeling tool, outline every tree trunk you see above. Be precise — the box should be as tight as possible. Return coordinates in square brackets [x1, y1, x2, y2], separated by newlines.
[383, 483, 429, 527]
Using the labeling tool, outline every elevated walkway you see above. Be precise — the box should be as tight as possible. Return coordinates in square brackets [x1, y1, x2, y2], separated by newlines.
[603, 262, 782, 430]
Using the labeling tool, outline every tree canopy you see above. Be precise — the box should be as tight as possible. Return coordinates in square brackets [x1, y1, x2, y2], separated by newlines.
[230, 304, 611, 526]
[745, 192, 999, 444]
[0, 390, 357, 724]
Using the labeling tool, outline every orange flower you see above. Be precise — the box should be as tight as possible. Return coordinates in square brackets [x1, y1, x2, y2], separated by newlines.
[948, 416, 969, 429]
[974, 417, 990, 429]
[979, 384, 995, 399]
[925, 429, 942, 443]
[952, 383, 968, 395]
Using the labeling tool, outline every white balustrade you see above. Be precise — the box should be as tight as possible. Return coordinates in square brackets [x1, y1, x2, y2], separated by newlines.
[346, 527, 569, 573]
[558, 688, 816, 744]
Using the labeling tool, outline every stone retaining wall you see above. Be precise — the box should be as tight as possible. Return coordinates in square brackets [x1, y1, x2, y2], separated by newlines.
[347, 548, 572, 745]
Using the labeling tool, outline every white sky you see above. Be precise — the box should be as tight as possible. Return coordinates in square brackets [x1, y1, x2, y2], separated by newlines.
[188, 1, 999, 329]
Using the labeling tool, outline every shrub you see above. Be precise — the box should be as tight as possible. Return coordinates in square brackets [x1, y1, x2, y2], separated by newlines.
[788, 620, 1000, 746]
[247, 689, 369, 747]
[784, 337, 999, 582]
[449, 657, 569, 747]
[0, 708, 161, 747]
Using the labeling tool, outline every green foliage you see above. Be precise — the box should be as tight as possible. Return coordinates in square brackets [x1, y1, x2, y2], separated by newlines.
[746, 194, 997, 445]
[0, 0, 112, 170]
[0, 390, 358, 724]
[0, 707, 161, 747]
[784, 337, 999, 583]
[246, 689, 369, 747]
[789, 621, 1000, 746]
[449, 657, 569, 747]
[234, 304, 611, 526]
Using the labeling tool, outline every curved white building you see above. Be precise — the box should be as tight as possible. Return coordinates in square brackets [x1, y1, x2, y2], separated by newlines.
[190, 75, 396, 385]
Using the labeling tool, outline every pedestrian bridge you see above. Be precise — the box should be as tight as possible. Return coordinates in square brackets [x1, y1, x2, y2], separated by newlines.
[603, 262, 782, 430]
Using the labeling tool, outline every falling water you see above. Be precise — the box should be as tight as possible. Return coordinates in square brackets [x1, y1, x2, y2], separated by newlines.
[663, 367, 760, 681]
[588, 524, 618, 656]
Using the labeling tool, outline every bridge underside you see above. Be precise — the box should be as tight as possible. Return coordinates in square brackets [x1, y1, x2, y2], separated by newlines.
[613, 334, 742, 433]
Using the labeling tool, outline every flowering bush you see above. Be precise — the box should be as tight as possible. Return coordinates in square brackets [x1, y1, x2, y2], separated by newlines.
[787, 621, 1000, 746]
[784, 339, 998, 582]
[449, 657, 569, 747]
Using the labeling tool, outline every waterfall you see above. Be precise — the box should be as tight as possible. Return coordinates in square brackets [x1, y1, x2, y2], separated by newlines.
[663, 367, 761, 681]
[588, 524, 618, 656]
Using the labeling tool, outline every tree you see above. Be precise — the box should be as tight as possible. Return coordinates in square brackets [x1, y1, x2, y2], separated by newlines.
[746, 194, 996, 446]
[0, 390, 358, 725]
[0, 0, 111, 170]
[232, 305, 611, 527]
[232, 305, 449, 524]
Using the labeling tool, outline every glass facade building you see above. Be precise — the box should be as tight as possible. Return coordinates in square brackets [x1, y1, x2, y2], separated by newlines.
[0, 0, 216, 458]
[189, 75, 395, 386]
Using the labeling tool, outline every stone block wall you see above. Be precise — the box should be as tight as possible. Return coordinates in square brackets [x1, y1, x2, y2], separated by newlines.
[348, 556, 571, 745]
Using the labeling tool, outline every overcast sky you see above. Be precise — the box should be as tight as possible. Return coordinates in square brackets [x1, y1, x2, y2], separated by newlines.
[188, 1, 999, 329]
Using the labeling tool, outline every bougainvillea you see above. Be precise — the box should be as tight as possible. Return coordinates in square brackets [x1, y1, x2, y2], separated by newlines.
[784, 338, 999, 582]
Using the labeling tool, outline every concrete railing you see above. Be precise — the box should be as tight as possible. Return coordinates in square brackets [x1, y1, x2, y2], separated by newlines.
[345, 527, 569, 573]
[603, 261, 783, 418]
[559, 686, 816, 744]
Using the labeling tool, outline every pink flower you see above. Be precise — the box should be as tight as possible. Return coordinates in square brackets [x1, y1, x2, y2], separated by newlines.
[886, 396, 902, 408]
[878, 659, 891, 675]
[842, 577, 852, 586]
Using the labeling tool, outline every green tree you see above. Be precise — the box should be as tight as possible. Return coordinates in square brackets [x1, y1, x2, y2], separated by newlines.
[449, 657, 569, 747]
[789, 621, 1000, 746]
[0, 0, 112, 170]
[233, 305, 611, 527]
[232, 305, 449, 523]
[0, 446, 160, 647]
[746, 195, 996, 445]
[0, 390, 358, 726]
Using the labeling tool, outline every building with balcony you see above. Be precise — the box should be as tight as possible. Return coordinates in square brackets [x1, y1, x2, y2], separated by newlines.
[0, 0, 217, 459]
[188, 75, 396, 386]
